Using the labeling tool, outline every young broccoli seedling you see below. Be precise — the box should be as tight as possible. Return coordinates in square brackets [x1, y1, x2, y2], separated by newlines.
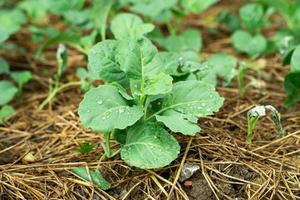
[78, 34, 224, 169]
[247, 105, 285, 144]
[39, 44, 86, 109]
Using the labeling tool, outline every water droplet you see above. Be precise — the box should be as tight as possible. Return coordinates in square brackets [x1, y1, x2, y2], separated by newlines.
[201, 103, 206, 107]
[97, 100, 103, 105]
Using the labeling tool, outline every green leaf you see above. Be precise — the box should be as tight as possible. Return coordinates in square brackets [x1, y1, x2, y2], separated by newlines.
[75, 142, 96, 154]
[240, 3, 264, 32]
[90, 0, 113, 40]
[203, 53, 237, 86]
[0, 57, 9, 74]
[156, 110, 200, 135]
[155, 80, 224, 135]
[0, 81, 18, 106]
[117, 38, 173, 96]
[159, 51, 203, 77]
[71, 167, 111, 190]
[0, 105, 14, 124]
[217, 10, 240, 32]
[231, 30, 267, 56]
[88, 40, 129, 87]
[78, 85, 143, 133]
[157, 29, 202, 52]
[11, 71, 32, 87]
[111, 13, 154, 40]
[0, 9, 26, 43]
[291, 45, 300, 72]
[121, 122, 180, 169]
[180, 0, 219, 14]
[284, 72, 300, 107]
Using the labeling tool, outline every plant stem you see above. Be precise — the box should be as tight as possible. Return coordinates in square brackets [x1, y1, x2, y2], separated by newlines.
[39, 81, 82, 110]
[103, 132, 112, 158]
[246, 116, 260, 144]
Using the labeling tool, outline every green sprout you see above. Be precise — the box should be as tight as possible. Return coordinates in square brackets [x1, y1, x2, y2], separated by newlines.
[247, 105, 285, 144]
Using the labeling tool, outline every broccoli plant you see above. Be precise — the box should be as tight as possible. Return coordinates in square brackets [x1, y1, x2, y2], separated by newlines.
[231, 3, 269, 58]
[247, 105, 285, 144]
[78, 34, 224, 169]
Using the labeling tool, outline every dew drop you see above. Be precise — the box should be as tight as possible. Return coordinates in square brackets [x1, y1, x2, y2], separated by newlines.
[97, 100, 103, 105]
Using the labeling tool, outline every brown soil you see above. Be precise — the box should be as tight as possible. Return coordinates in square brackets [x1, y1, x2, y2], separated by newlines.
[1, 1, 300, 200]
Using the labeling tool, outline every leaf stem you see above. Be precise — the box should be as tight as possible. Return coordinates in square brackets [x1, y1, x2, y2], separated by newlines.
[39, 81, 82, 110]
[103, 132, 112, 158]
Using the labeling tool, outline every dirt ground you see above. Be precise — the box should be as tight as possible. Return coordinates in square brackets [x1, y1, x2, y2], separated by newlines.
[1, 1, 300, 200]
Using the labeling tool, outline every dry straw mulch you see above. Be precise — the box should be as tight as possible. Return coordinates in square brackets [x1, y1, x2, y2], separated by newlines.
[0, 56, 299, 199]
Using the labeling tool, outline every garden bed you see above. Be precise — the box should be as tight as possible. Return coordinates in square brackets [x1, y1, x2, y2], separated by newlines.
[0, 0, 300, 199]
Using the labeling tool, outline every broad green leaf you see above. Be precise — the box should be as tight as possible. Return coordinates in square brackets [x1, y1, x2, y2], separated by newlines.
[156, 110, 200, 135]
[71, 167, 111, 190]
[291, 45, 300, 72]
[240, 3, 264, 32]
[88, 40, 129, 87]
[111, 13, 154, 40]
[284, 72, 300, 107]
[0, 57, 9, 74]
[121, 122, 180, 169]
[157, 29, 202, 52]
[11, 71, 32, 86]
[78, 85, 143, 133]
[90, 0, 113, 40]
[156, 80, 224, 135]
[180, 0, 219, 14]
[0, 81, 18, 106]
[0, 9, 26, 43]
[231, 30, 267, 56]
[202, 53, 237, 86]
[0, 105, 14, 124]
[117, 38, 173, 96]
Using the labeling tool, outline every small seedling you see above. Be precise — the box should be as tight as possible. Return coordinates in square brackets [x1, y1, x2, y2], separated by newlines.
[247, 105, 285, 144]
[39, 44, 86, 109]
[231, 3, 268, 57]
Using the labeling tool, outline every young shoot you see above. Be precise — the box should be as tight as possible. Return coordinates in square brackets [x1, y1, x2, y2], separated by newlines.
[247, 105, 285, 144]
[39, 44, 85, 109]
